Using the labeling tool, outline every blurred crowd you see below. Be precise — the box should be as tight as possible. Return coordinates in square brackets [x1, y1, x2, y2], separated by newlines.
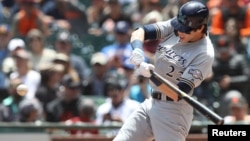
[0, 0, 250, 136]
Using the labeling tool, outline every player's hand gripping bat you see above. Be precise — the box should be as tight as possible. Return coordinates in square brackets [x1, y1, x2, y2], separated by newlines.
[150, 70, 224, 125]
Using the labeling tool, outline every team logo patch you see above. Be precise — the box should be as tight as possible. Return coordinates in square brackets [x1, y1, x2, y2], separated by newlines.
[188, 69, 203, 80]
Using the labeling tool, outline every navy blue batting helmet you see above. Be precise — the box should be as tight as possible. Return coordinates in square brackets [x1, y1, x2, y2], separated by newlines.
[171, 1, 209, 33]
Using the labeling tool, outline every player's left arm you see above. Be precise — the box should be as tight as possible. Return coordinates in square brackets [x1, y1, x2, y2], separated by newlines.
[180, 53, 214, 95]
[150, 73, 193, 102]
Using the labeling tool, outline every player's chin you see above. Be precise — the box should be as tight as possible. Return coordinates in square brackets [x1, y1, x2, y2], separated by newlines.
[179, 38, 189, 43]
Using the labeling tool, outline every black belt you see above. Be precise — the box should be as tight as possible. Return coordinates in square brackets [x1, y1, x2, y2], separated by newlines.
[152, 91, 174, 101]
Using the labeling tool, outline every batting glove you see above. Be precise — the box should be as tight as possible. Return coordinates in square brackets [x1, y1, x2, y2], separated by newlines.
[137, 62, 155, 78]
[129, 48, 144, 66]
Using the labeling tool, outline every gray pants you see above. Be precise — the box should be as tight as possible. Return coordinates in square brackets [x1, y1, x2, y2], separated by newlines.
[113, 98, 193, 141]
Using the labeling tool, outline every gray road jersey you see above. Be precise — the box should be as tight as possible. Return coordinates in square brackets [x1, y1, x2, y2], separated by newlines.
[150, 19, 215, 96]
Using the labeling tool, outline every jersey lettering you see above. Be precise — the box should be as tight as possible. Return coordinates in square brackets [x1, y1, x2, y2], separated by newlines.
[157, 45, 187, 67]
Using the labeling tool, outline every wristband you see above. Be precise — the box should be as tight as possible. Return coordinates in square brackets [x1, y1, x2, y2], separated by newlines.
[131, 39, 143, 50]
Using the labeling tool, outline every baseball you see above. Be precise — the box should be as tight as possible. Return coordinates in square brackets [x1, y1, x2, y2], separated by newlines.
[16, 84, 28, 96]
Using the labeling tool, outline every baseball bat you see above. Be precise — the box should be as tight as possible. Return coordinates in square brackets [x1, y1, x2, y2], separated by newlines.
[150, 70, 224, 125]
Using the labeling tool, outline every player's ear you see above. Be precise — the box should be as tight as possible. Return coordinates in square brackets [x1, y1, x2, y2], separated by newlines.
[197, 25, 205, 33]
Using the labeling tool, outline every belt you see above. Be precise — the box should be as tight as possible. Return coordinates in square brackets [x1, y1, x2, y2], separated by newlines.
[152, 91, 174, 101]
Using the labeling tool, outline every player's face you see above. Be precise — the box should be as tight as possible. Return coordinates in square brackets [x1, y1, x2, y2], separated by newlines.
[177, 26, 204, 43]
[178, 30, 203, 43]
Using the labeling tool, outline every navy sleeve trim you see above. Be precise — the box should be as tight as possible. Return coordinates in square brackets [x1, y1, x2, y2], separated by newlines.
[177, 82, 192, 94]
[142, 24, 158, 40]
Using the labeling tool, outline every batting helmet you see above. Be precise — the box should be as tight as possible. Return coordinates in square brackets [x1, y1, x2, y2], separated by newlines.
[171, 1, 209, 33]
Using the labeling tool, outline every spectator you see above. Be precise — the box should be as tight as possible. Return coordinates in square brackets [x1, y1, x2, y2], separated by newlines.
[39, 0, 55, 14]
[42, 0, 66, 20]
[9, 49, 41, 99]
[62, 0, 89, 38]
[2, 38, 25, 76]
[35, 63, 64, 115]
[131, 0, 166, 26]
[11, 0, 50, 38]
[141, 9, 163, 26]
[99, 0, 132, 33]
[0, 24, 11, 99]
[96, 71, 140, 125]
[0, 1, 13, 24]
[101, 20, 133, 70]
[86, 0, 107, 31]
[0, 24, 12, 70]
[45, 74, 83, 122]
[0, 71, 9, 102]
[42, 0, 71, 31]
[54, 30, 90, 81]
[223, 18, 247, 55]
[207, 0, 222, 10]
[117, 0, 137, 6]
[82, 52, 111, 96]
[26, 28, 57, 71]
[18, 97, 43, 122]
[147, 0, 166, 13]
[212, 35, 250, 98]
[52, 52, 80, 86]
[134, 0, 153, 18]
[43, 0, 88, 39]
[2, 0, 27, 18]
[218, 90, 249, 120]
[162, 0, 189, 21]
[1, 78, 24, 121]
[66, 98, 99, 135]
[0, 103, 9, 121]
[209, 0, 250, 37]
[224, 92, 250, 124]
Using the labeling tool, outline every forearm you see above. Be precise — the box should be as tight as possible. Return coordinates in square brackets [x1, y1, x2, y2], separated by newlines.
[130, 28, 145, 42]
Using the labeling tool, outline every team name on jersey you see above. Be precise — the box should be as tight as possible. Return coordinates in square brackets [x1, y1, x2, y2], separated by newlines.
[157, 45, 186, 67]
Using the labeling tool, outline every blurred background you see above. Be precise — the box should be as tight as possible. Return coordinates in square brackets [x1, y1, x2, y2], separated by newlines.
[0, 0, 250, 140]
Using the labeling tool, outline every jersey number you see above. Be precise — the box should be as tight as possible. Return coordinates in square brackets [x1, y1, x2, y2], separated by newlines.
[166, 65, 183, 81]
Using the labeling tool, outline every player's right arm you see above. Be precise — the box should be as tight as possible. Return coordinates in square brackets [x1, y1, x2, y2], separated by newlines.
[130, 27, 145, 43]
[130, 23, 162, 66]
[129, 28, 146, 66]
[129, 20, 173, 67]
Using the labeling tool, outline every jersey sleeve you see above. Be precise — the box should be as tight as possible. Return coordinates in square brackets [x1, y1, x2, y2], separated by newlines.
[143, 19, 175, 40]
[180, 52, 214, 89]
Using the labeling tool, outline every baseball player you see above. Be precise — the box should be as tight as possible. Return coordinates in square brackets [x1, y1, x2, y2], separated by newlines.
[113, 1, 214, 141]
